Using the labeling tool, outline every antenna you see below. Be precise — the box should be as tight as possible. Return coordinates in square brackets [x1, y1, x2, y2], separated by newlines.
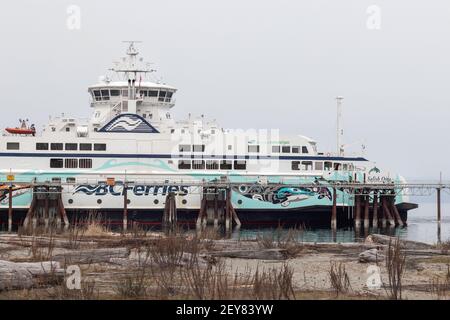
[336, 96, 344, 156]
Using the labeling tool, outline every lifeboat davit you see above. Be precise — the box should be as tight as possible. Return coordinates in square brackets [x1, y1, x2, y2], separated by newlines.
[5, 127, 35, 135]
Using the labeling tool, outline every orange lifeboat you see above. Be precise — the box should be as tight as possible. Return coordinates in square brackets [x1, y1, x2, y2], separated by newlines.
[5, 127, 35, 135]
[5, 120, 36, 135]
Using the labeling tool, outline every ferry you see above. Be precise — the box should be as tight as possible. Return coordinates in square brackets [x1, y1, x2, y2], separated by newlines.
[0, 43, 417, 227]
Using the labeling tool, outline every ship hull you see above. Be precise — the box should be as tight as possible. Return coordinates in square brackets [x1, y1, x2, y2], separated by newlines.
[0, 205, 411, 229]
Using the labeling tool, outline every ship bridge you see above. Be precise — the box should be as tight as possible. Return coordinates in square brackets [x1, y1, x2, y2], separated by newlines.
[88, 42, 177, 133]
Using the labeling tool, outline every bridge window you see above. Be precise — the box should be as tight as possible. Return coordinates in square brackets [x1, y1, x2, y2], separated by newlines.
[315, 162, 323, 170]
[51, 143, 63, 151]
[178, 160, 191, 169]
[50, 158, 63, 168]
[234, 160, 247, 170]
[65, 143, 78, 151]
[206, 160, 219, 170]
[291, 161, 300, 170]
[334, 163, 342, 171]
[166, 91, 173, 102]
[6, 142, 19, 150]
[94, 143, 106, 151]
[272, 146, 280, 153]
[192, 160, 205, 170]
[282, 146, 291, 153]
[148, 90, 158, 97]
[220, 160, 232, 170]
[65, 159, 78, 168]
[324, 161, 332, 171]
[158, 91, 167, 102]
[302, 146, 309, 154]
[80, 143, 92, 151]
[79, 159, 92, 169]
[292, 146, 300, 153]
[248, 145, 260, 153]
[110, 89, 120, 96]
[93, 90, 101, 101]
[36, 143, 49, 150]
[179, 144, 191, 152]
[301, 161, 313, 171]
[100, 89, 110, 100]
[193, 144, 205, 152]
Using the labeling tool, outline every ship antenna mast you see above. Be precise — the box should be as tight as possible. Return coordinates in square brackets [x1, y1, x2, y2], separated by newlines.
[336, 96, 344, 156]
[109, 41, 156, 100]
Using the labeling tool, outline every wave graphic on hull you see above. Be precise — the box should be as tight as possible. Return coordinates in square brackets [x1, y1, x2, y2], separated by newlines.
[98, 114, 159, 133]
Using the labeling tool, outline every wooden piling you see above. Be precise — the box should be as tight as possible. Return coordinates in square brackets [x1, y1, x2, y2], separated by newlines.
[381, 195, 395, 226]
[44, 187, 49, 230]
[58, 193, 69, 229]
[372, 192, 379, 228]
[354, 192, 361, 228]
[225, 188, 232, 231]
[390, 196, 404, 227]
[8, 186, 12, 233]
[437, 187, 441, 223]
[214, 190, 219, 227]
[196, 192, 207, 228]
[363, 192, 370, 229]
[123, 185, 128, 232]
[331, 187, 337, 229]
[23, 196, 36, 229]
[163, 192, 177, 230]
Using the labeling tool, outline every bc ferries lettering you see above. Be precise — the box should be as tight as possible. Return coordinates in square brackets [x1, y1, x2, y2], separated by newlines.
[74, 184, 189, 196]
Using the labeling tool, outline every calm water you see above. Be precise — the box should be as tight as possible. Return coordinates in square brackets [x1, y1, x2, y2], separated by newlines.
[232, 202, 450, 245]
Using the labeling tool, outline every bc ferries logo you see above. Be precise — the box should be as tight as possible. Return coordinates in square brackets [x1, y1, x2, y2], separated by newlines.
[74, 184, 188, 196]
[98, 113, 159, 133]
[369, 167, 381, 174]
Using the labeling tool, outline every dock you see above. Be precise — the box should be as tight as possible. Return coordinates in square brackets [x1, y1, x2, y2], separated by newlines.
[0, 179, 447, 233]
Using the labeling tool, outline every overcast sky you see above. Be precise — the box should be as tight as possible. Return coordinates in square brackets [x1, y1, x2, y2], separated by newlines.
[0, 0, 449, 180]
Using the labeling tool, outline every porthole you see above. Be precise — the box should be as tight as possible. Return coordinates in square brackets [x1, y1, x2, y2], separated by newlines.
[127, 199, 131, 205]
[154, 199, 159, 205]
[68, 199, 73, 204]
[182, 199, 187, 205]
[97, 199, 102, 204]
[237, 200, 243, 205]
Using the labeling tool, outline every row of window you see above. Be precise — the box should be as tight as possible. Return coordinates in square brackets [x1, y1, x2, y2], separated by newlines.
[91, 88, 173, 103]
[178, 160, 247, 170]
[271, 145, 308, 154]
[50, 158, 93, 169]
[291, 161, 355, 171]
[5, 142, 107, 151]
[178, 144, 309, 154]
[37, 143, 107, 151]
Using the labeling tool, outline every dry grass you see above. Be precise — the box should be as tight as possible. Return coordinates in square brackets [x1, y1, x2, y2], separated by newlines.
[384, 238, 406, 300]
[429, 264, 450, 300]
[256, 226, 304, 257]
[251, 263, 296, 300]
[328, 261, 351, 297]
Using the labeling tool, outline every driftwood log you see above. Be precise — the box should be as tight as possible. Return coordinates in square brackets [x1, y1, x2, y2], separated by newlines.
[52, 247, 130, 265]
[209, 248, 287, 260]
[109, 252, 211, 268]
[366, 234, 434, 250]
[359, 248, 385, 263]
[0, 260, 64, 291]
[0, 235, 97, 249]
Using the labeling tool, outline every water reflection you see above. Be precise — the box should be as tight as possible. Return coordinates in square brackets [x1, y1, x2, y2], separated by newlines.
[225, 202, 450, 245]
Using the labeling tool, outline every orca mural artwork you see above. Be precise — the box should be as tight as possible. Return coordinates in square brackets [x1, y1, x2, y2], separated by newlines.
[233, 182, 332, 207]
